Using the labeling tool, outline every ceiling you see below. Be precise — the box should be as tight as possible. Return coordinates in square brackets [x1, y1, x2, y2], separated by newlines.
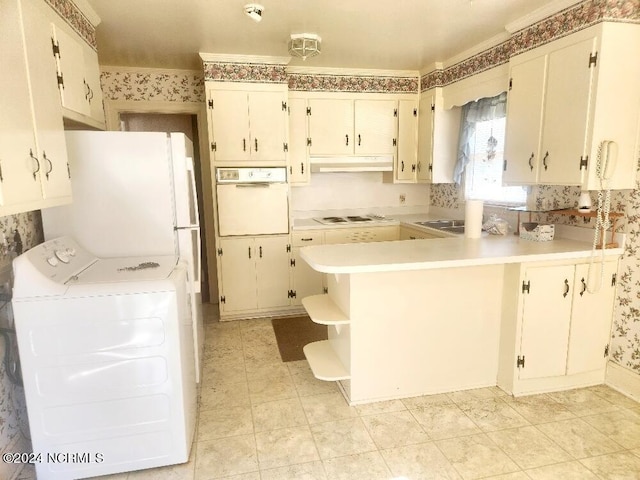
[86, 0, 571, 72]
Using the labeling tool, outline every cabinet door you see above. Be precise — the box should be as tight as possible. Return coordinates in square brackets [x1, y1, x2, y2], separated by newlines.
[519, 265, 574, 380]
[52, 24, 89, 116]
[210, 90, 251, 161]
[292, 247, 324, 305]
[23, 0, 71, 202]
[308, 99, 353, 155]
[83, 45, 105, 126]
[539, 37, 596, 184]
[567, 261, 617, 375]
[503, 55, 547, 185]
[248, 91, 287, 161]
[396, 100, 418, 181]
[354, 100, 397, 155]
[0, 0, 44, 209]
[255, 236, 290, 308]
[416, 94, 434, 182]
[288, 98, 309, 184]
[218, 237, 257, 312]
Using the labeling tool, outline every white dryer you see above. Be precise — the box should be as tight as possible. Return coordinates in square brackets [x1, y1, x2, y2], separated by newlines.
[11, 237, 197, 480]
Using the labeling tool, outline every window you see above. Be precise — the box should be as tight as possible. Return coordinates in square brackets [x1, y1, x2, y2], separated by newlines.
[453, 92, 526, 205]
[464, 117, 527, 204]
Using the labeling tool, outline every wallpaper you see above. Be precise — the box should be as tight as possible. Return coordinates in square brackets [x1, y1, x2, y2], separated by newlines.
[0, 212, 43, 478]
[288, 74, 419, 93]
[100, 69, 205, 103]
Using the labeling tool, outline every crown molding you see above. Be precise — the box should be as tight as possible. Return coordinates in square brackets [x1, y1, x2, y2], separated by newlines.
[199, 53, 291, 65]
[505, 0, 583, 33]
[286, 66, 419, 78]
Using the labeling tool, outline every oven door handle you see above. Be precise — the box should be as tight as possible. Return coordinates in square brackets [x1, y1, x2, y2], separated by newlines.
[234, 183, 272, 188]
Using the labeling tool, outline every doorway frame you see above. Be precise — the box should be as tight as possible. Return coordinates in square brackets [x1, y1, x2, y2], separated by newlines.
[104, 99, 218, 303]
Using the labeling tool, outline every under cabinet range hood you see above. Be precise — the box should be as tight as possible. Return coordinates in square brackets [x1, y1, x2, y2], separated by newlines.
[309, 156, 393, 173]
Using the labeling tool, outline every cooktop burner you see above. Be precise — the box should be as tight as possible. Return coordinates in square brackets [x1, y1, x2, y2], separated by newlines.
[313, 215, 386, 225]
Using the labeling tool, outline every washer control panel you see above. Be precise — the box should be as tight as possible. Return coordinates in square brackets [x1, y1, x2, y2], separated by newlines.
[12, 237, 98, 297]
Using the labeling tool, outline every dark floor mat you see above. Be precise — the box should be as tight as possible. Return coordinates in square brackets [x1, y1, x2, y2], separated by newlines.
[272, 316, 328, 362]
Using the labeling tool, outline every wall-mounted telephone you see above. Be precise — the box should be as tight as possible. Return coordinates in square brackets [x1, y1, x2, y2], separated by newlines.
[587, 140, 618, 294]
[598, 140, 618, 182]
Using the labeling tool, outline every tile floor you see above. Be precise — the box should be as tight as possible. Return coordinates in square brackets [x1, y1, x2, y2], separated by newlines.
[17, 305, 640, 480]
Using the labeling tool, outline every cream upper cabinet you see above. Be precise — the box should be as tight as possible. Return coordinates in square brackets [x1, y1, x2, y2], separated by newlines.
[504, 22, 640, 189]
[416, 89, 459, 184]
[0, 0, 71, 216]
[539, 37, 595, 185]
[308, 98, 398, 156]
[416, 94, 433, 182]
[288, 97, 310, 184]
[308, 98, 354, 156]
[395, 99, 418, 181]
[354, 100, 397, 155]
[503, 56, 546, 185]
[208, 86, 288, 163]
[51, 23, 105, 128]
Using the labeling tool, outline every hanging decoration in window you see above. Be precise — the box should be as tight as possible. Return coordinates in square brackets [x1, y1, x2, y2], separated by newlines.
[486, 128, 498, 162]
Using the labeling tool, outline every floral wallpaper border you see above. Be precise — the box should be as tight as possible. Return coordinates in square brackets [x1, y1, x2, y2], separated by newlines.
[100, 70, 205, 102]
[44, 0, 97, 51]
[202, 62, 288, 84]
[421, 0, 640, 91]
[288, 73, 419, 93]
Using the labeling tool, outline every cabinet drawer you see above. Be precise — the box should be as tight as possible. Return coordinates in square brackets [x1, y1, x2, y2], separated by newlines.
[292, 232, 323, 246]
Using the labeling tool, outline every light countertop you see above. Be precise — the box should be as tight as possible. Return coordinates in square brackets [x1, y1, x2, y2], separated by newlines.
[300, 233, 623, 274]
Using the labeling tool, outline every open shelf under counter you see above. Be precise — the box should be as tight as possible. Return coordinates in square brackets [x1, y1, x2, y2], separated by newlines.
[302, 294, 350, 325]
[303, 340, 350, 381]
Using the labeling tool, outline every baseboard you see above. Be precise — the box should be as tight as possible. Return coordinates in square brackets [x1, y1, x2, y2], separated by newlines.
[605, 361, 640, 401]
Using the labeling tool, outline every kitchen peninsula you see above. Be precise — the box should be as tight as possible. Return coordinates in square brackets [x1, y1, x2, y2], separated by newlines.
[300, 232, 623, 404]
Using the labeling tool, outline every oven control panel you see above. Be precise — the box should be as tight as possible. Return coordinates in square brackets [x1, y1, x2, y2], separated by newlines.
[216, 167, 287, 183]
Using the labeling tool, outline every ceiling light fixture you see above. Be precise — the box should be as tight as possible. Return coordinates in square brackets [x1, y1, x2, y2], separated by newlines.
[288, 33, 321, 61]
[244, 4, 264, 22]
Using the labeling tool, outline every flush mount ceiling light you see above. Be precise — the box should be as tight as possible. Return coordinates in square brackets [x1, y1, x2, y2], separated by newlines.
[288, 33, 321, 61]
[244, 3, 264, 22]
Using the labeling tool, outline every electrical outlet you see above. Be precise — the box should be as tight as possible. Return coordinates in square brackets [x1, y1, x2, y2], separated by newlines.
[399, 193, 406, 204]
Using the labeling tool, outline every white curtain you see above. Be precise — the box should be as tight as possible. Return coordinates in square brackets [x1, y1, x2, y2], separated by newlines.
[453, 92, 508, 184]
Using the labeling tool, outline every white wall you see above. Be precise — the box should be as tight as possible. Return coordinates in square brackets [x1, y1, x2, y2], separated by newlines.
[291, 172, 430, 215]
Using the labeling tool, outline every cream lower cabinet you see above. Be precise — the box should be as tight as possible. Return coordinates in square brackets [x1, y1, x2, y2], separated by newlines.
[290, 232, 324, 306]
[499, 258, 618, 395]
[291, 225, 400, 304]
[399, 225, 442, 240]
[217, 236, 291, 315]
[0, 0, 71, 216]
[324, 225, 399, 244]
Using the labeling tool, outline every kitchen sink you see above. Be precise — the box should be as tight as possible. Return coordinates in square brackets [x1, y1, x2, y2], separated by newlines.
[439, 225, 465, 234]
[413, 219, 465, 235]
[414, 220, 465, 228]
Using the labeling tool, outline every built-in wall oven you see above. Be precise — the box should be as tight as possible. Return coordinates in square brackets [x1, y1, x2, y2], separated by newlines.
[216, 167, 289, 236]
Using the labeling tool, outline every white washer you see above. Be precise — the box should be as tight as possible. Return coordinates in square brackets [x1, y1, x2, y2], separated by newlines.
[11, 237, 197, 480]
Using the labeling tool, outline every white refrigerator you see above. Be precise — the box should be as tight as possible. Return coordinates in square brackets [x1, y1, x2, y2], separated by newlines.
[42, 131, 204, 382]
